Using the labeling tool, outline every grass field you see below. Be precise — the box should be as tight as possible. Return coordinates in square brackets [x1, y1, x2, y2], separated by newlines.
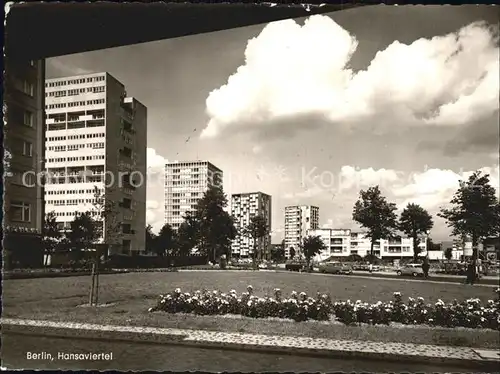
[3, 271, 499, 349]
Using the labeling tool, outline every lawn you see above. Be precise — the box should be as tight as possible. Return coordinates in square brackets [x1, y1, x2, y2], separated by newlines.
[3, 271, 499, 349]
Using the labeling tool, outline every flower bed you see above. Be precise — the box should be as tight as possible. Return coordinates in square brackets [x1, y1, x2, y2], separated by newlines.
[149, 286, 500, 330]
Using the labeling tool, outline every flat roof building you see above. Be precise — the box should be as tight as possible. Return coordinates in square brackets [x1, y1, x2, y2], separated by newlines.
[44, 72, 147, 254]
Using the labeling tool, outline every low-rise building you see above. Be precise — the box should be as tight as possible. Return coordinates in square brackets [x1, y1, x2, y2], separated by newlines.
[307, 228, 427, 262]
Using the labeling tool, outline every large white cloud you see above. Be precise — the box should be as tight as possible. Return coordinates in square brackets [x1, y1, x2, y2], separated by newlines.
[202, 16, 499, 138]
[147, 147, 168, 176]
[146, 148, 168, 233]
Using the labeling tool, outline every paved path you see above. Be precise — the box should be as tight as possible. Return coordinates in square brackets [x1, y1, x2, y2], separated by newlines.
[2, 334, 484, 372]
[2, 318, 499, 370]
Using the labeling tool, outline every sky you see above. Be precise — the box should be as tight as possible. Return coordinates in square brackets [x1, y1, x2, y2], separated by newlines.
[46, 5, 500, 242]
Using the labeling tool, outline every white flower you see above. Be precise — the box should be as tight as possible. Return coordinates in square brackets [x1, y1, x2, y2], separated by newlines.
[174, 288, 181, 294]
[148, 307, 154, 312]
[393, 292, 401, 297]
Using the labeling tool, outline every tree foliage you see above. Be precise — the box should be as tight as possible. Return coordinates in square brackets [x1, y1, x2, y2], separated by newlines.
[66, 212, 100, 253]
[195, 186, 237, 262]
[438, 171, 500, 260]
[289, 246, 296, 259]
[399, 203, 434, 261]
[270, 240, 285, 262]
[302, 235, 326, 270]
[43, 211, 62, 258]
[444, 247, 453, 260]
[156, 224, 177, 256]
[92, 186, 121, 247]
[177, 212, 201, 256]
[352, 186, 398, 260]
[146, 224, 157, 254]
[242, 214, 269, 265]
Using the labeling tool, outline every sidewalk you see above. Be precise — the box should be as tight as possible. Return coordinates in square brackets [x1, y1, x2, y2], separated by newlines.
[2, 318, 499, 370]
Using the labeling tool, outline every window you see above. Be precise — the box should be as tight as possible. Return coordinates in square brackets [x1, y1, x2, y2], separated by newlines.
[22, 80, 34, 96]
[23, 110, 34, 127]
[10, 201, 31, 222]
[23, 141, 33, 157]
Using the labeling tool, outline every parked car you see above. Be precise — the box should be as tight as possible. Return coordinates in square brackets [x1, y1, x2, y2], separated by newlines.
[353, 263, 380, 272]
[318, 262, 353, 275]
[396, 263, 424, 277]
[285, 261, 306, 272]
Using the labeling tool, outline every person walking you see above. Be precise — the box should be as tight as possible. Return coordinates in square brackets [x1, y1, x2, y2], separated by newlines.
[465, 259, 475, 285]
[422, 257, 430, 278]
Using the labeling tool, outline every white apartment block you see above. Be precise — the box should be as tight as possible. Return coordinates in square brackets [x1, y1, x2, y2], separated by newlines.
[284, 205, 319, 258]
[44, 72, 147, 254]
[164, 161, 223, 230]
[307, 228, 428, 262]
[231, 192, 272, 259]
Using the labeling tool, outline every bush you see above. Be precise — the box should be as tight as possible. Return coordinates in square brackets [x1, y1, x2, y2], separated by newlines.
[149, 287, 500, 330]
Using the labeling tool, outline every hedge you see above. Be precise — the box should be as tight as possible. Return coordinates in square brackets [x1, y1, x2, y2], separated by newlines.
[149, 286, 500, 330]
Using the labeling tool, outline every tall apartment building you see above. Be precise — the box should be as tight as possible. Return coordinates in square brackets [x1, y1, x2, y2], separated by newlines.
[164, 161, 223, 230]
[307, 228, 428, 261]
[44, 72, 147, 254]
[231, 192, 272, 259]
[3, 58, 45, 267]
[284, 205, 319, 258]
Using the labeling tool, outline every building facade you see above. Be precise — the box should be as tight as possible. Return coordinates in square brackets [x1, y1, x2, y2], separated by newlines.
[307, 228, 428, 262]
[3, 58, 46, 267]
[164, 161, 223, 230]
[44, 72, 147, 254]
[284, 205, 319, 258]
[231, 192, 272, 259]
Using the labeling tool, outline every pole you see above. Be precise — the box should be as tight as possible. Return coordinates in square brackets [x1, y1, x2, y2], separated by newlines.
[95, 256, 100, 305]
[89, 262, 96, 306]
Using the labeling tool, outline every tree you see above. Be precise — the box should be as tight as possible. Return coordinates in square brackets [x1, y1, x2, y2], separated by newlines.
[89, 186, 122, 307]
[352, 186, 398, 262]
[156, 224, 177, 256]
[270, 241, 285, 262]
[242, 214, 269, 268]
[92, 186, 121, 255]
[444, 247, 453, 261]
[177, 212, 201, 256]
[145, 224, 157, 254]
[345, 253, 363, 262]
[399, 203, 434, 261]
[66, 212, 100, 255]
[289, 246, 296, 259]
[42, 211, 62, 265]
[364, 253, 380, 264]
[195, 186, 237, 263]
[438, 171, 500, 265]
[302, 235, 326, 271]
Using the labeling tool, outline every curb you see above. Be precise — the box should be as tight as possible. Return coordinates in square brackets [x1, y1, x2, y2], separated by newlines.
[2, 319, 499, 370]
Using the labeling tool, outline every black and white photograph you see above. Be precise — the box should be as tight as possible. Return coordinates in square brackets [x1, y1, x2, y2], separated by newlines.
[2, 2, 500, 372]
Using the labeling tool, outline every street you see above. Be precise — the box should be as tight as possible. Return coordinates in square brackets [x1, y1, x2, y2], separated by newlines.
[2, 333, 493, 372]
